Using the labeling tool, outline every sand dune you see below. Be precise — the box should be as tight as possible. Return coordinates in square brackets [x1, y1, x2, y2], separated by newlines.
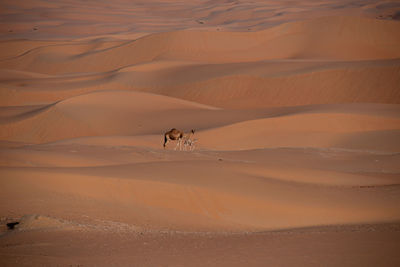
[0, 90, 217, 143]
[1, 101, 399, 231]
[137, 59, 400, 108]
[1, 58, 399, 108]
[1, 17, 399, 76]
[1, 0, 399, 38]
[2, 90, 399, 148]
[199, 115, 400, 151]
[1, 0, 400, 265]
[1, 17, 399, 108]
[1, 147, 399, 232]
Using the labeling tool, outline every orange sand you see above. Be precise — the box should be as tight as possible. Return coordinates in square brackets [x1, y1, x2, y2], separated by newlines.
[1, 0, 400, 266]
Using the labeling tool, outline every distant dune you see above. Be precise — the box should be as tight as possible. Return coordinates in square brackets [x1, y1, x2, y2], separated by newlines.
[1, 17, 399, 109]
[1, 17, 400, 74]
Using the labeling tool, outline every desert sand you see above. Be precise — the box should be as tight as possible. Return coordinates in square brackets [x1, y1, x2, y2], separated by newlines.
[1, 0, 400, 266]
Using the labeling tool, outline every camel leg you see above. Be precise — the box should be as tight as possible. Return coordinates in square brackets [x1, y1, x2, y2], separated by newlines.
[188, 139, 193, 151]
[174, 140, 179, 150]
[186, 140, 190, 151]
[163, 134, 170, 149]
[191, 140, 197, 151]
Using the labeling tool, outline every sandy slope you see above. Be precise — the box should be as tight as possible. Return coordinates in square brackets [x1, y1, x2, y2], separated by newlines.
[2, 17, 400, 75]
[1, 224, 400, 267]
[1, 17, 399, 108]
[1, 0, 400, 266]
[1, 102, 400, 232]
[1, 0, 400, 38]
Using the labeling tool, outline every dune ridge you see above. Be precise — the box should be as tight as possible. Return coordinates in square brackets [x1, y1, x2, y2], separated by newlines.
[1, 17, 399, 76]
[1, 148, 399, 232]
[1, 17, 399, 109]
[1, 88, 399, 147]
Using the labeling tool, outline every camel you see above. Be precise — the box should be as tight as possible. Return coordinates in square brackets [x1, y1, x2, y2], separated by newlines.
[163, 128, 195, 150]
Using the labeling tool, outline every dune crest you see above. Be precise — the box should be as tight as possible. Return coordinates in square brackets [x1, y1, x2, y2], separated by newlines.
[1, 17, 399, 76]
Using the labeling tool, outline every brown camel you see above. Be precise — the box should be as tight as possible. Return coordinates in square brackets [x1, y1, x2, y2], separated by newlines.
[163, 128, 195, 150]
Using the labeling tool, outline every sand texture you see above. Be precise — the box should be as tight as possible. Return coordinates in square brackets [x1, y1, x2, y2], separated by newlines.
[1, 0, 400, 266]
